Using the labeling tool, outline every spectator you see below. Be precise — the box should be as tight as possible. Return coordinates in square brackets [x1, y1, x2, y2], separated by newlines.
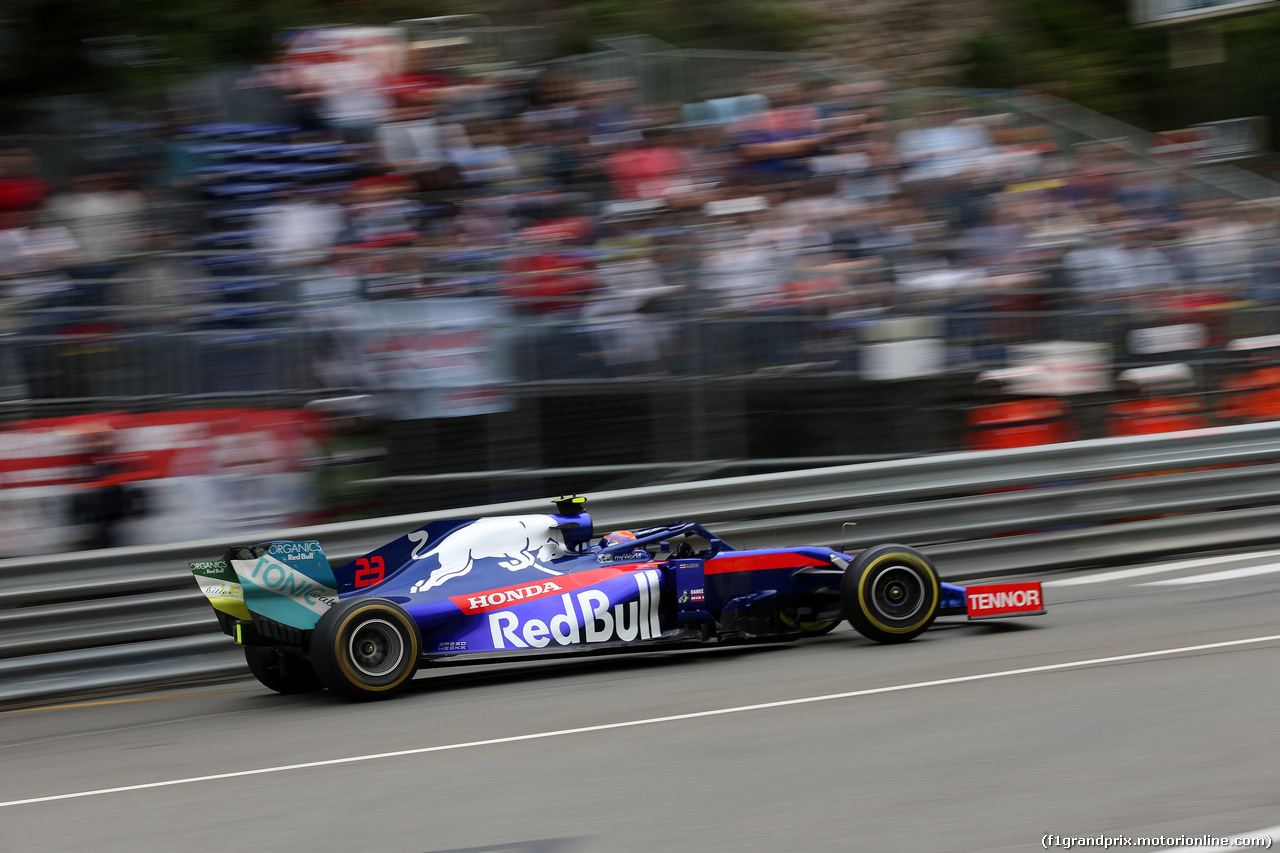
[1062, 222, 1145, 307]
[444, 122, 521, 188]
[581, 79, 644, 145]
[729, 84, 830, 187]
[502, 222, 597, 314]
[252, 187, 346, 268]
[896, 242, 989, 311]
[342, 173, 423, 248]
[453, 194, 516, 248]
[604, 125, 695, 202]
[376, 102, 459, 192]
[40, 170, 149, 312]
[45, 171, 148, 271]
[289, 50, 393, 143]
[69, 424, 148, 550]
[385, 44, 456, 112]
[1115, 164, 1181, 224]
[895, 104, 996, 186]
[698, 196, 785, 312]
[0, 147, 52, 230]
[580, 206, 682, 375]
[1182, 199, 1254, 293]
[0, 209, 81, 281]
[0, 209, 81, 341]
[113, 230, 205, 330]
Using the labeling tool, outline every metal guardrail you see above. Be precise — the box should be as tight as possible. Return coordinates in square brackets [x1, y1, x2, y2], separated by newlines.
[5, 421, 1280, 707]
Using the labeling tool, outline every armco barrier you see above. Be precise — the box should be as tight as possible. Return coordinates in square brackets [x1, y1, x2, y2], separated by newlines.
[5, 422, 1280, 707]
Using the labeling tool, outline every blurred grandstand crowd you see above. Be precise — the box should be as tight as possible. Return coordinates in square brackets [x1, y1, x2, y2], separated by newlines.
[1, 31, 1279, 409]
[6, 28, 1280, 554]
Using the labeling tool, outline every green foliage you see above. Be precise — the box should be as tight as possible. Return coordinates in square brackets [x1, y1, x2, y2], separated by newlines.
[0, 0, 813, 121]
[958, 29, 1024, 90]
[957, 0, 1280, 133]
[553, 0, 816, 55]
[0, 0, 454, 111]
[0, 0, 298, 109]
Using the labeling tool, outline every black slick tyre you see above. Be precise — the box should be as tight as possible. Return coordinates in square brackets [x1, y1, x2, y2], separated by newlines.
[310, 598, 421, 700]
[244, 645, 324, 694]
[840, 544, 940, 644]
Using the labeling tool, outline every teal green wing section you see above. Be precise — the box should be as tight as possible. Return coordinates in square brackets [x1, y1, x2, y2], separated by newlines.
[228, 541, 338, 630]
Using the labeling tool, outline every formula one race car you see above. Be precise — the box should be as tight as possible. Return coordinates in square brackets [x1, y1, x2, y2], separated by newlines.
[190, 497, 1045, 699]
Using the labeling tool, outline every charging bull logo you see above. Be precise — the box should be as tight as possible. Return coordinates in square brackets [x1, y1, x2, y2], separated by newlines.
[408, 516, 569, 594]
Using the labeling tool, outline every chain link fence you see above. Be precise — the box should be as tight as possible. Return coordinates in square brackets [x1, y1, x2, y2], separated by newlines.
[2, 243, 1277, 415]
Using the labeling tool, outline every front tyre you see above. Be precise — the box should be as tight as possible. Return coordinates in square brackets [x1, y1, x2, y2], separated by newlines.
[244, 645, 324, 694]
[311, 599, 421, 700]
[841, 544, 940, 644]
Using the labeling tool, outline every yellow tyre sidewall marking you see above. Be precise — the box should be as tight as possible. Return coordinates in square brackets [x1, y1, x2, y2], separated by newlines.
[856, 552, 939, 634]
[332, 604, 420, 693]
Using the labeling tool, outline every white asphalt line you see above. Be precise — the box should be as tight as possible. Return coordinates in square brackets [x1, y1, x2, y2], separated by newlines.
[4, 633, 1280, 810]
[1043, 550, 1280, 587]
[1156, 823, 1280, 851]
[1142, 563, 1280, 586]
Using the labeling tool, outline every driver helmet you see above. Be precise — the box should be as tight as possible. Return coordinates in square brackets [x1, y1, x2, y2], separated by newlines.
[601, 530, 639, 549]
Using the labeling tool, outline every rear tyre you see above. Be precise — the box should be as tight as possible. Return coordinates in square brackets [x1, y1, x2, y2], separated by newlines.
[841, 544, 940, 644]
[310, 599, 421, 700]
[244, 645, 324, 694]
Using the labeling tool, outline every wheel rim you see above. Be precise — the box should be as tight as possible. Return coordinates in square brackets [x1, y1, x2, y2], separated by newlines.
[870, 566, 926, 622]
[347, 618, 405, 678]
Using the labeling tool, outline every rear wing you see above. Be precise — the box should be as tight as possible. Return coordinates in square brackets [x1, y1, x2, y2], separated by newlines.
[190, 540, 338, 645]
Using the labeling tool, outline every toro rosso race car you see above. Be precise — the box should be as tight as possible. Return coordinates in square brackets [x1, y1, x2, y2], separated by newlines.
[190, 497, 1045, 699]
